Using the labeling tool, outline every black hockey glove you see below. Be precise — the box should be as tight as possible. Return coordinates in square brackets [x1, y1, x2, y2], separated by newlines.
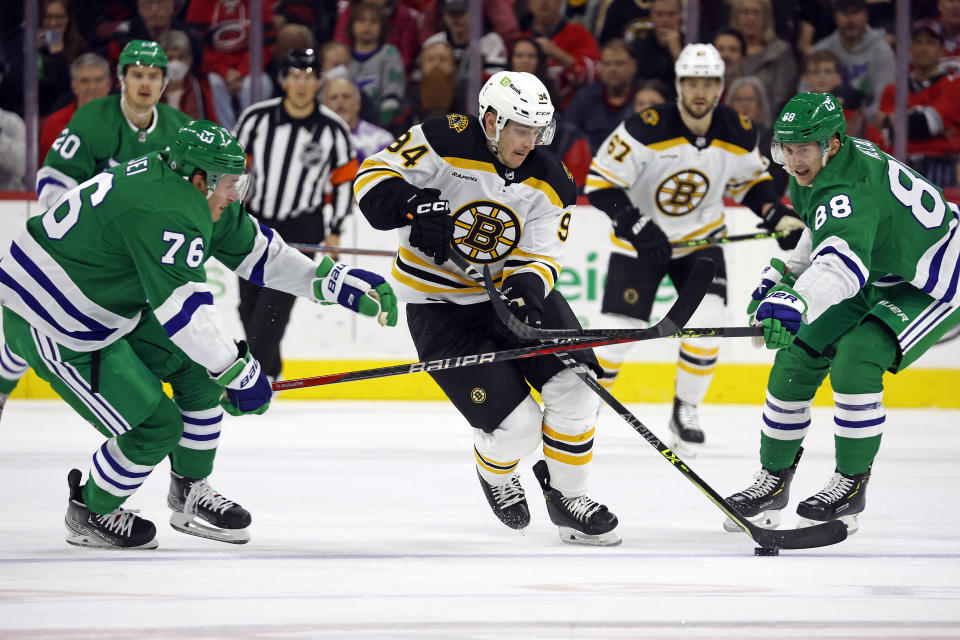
[402, 187, 454, 265]
[613, 207, 671, 266]
[500, 272, 545, 328]
[759, 202, 805, 251]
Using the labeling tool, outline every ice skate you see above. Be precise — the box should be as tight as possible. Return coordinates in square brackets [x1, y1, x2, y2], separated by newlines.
[668, 397, 705, 458]
[532, 460, 620, 546]
[723, 448, 803, 532]
[477, 468, 530, 530]
[64, 469, 158, 549]
[796, 468, 870, 535]
[168, 472, 252, 544]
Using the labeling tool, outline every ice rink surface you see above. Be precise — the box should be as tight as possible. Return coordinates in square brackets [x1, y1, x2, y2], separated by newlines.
[1, 399, 958, 639]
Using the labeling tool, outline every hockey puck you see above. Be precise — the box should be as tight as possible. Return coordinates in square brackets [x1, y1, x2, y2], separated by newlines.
[754, 546, 779, 556]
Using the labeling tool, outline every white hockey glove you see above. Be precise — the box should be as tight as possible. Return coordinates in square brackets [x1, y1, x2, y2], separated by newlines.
[313, 256, 399, 327]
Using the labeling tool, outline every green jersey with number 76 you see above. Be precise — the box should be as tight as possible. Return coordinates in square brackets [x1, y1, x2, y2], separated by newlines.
[785, 135, 959, 320]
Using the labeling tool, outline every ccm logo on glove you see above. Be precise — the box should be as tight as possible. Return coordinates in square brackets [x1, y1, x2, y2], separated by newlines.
[415, 201, 448, 216]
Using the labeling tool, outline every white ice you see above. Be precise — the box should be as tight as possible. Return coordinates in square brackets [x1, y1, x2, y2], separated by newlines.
[1, 399, 959, 638]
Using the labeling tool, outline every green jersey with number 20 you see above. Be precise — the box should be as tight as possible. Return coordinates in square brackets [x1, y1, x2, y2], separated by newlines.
[36, 95, 191, 210]
[787, 136, 960, 319]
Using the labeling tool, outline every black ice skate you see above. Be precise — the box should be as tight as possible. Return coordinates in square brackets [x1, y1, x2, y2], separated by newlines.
[532, 460, 620, 546]
[723, 447, 803, 532]
[476, 468, 530, 530]
[796, 467, 871, 534]
[64, 469, 158, 549]
[168, 472, 252, 544]
[668, 397, 705, 457]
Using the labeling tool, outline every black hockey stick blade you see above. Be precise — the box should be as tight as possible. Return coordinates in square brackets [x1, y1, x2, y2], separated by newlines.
[743, 518, 848, 549]
[483, 258, 717, 341]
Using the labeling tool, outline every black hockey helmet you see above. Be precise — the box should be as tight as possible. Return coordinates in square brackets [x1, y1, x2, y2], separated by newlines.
[279, 48, 319, 79]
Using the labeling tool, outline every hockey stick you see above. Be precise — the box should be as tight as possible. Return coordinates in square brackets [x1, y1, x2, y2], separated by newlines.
[670, 231, 783, 249]
[288, 243, 396, 257]
[462, 255, 847, 550]
[272, 326, 758, 391]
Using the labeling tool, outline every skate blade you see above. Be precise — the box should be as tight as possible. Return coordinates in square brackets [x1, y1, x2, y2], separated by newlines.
[170, 512, 251, 544]
[797, 514, 859, 535]
[668, 436, 702, 459]
[723, 509, 782, 532]
[65, 532, 158, 550]
[557, 526, 622, 547]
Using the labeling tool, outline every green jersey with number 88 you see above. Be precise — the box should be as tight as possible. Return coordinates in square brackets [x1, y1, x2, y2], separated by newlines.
[787, 135, 959, 319]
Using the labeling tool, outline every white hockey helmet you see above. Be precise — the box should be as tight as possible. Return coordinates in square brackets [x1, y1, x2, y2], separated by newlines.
[478, 71, 556, 145]
[674, 43, 725, 80]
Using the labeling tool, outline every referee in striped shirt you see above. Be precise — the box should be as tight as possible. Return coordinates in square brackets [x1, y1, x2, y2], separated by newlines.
[233, 48, 359, 381]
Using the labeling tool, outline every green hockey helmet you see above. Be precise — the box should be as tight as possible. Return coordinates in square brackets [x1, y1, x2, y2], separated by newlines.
[771, 92, 846, 165]
[170, 120, 250, 201]
[117, 39, 168, 82]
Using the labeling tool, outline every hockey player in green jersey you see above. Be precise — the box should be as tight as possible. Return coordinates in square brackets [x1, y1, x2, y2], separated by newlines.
[36, 39, 191, 210]
[0, 40, 190, 418]
[723, 92, 960, 535]
[0, 121, 397, 549]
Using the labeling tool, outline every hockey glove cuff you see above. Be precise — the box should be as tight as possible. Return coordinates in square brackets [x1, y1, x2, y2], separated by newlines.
[500, 272, 546, 328]
[613, 207, 671, 266]
[759, 202, 805, 251]
[212, 341, 272, 416]
[313, 256, 399, 327]
[402, 187, 453, 265]
[754, 285, 807, 350]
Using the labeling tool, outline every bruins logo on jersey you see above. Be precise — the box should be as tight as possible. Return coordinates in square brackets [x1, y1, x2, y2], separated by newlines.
[447, 114, 469, 133]
[656, 169, 710, 216]
[452, 200, 520, 263]
[640, 108, 659, 126]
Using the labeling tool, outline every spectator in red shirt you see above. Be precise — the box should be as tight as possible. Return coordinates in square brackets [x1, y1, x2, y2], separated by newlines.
[186, 0, 277, 130]
[939, 0, 960, 71]
[39, 53, 111, 162]
[334, 0, 424, 72]
[523, 0, 601, 111]
[875, 19, 960, 186]
[158, 30, 219, 123]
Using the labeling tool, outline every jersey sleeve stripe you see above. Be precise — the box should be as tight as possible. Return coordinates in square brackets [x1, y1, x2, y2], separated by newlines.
[915, 209, 960, 303]
[502, 261, 554, 290]
[727, 173, 772, 198]
[157, 289, 215, 337]
[508, 247, 561, 276]
[812, 237, 868, 289]
[585, 176, 617, 190]
[588, 162, 630, 187]
[355, 167, 404, 194]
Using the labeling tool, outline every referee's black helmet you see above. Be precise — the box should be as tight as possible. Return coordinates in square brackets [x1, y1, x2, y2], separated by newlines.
[280, 48, 319, 79]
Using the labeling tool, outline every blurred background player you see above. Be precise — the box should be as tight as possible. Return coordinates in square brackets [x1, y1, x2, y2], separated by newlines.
[233, 48, 358, 382]
[355, 71, 620, 546]
[725, 92, 960, 534]
[0, 121, 396, 549]
[584, 43, 804, 456]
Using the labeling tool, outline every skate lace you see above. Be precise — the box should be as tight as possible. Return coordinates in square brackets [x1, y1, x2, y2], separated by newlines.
[184, 479, 237, 515]
[491, 476, 525, 508]
[560, 495, 602, 523]
[739, 469, 779, 500]
[95, 508, 140, 537]
[676, 401, 700, 429]
[811, 473, 854, 505]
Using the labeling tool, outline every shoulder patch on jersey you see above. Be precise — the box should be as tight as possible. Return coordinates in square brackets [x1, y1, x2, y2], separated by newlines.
[624, 104, 683, 145]
[421, 114, 489, 162]
[562, 162, 574, 184]
[640, 108, 660, 126]
[709, 104, 759, 153]
[447, 113, 470, 133]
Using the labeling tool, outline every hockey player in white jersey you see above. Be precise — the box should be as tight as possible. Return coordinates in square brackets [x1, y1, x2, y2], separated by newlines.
[584, 43, 805, 456]
[355, 71, 620, 545]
